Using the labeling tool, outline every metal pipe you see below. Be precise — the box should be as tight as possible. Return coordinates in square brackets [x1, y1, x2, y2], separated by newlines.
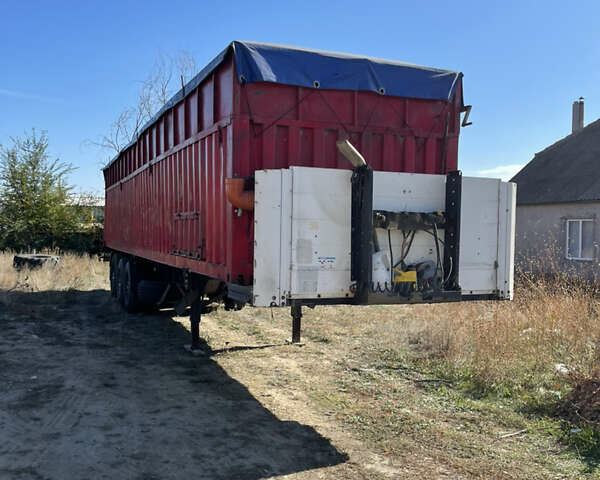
[225, 177, 254, 211]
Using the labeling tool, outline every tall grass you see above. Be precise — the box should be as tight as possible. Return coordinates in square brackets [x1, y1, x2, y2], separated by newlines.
[3, 250, 599, 420]
[0, 252, 109, 292]
[397, 268, 600, 428]
[411, 277, 598, 385]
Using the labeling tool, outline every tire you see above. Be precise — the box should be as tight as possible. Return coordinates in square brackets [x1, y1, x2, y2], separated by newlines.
[116, 258, 126, 302]
[119, 258, 140, 313]
[109, 254, 120, 297]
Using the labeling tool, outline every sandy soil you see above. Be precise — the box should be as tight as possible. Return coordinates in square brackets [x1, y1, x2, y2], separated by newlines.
[0, 290, 351, 480]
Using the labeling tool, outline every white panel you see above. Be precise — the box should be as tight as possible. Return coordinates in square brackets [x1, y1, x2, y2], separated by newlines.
[253, 170, 282, 306]
[279, 170, 292, 301]
[497, 182, 516, 299]
[254, 167, 516, 305]
[459, 177, 500, 295]
[373, 171, 446, 212]
[253, 170, 293, 307]
[289, 167, 352, 299]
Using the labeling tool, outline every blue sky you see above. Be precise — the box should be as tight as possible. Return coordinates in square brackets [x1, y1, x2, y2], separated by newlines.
[1, 0, 599, 193]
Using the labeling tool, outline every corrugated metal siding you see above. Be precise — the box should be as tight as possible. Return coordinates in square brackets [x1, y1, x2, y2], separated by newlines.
[104, 58, 235, 281]
[231, 82, 461, 177]
[104, 54, 463, 286]
[105, 123, 233, 279]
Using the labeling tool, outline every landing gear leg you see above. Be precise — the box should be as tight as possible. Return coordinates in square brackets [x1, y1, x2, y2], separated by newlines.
[291, 303, 302, 344]
[186, 295, 205, 356]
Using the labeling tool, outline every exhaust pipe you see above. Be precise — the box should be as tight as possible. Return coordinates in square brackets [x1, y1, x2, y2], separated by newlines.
[336, 139, 367, 168]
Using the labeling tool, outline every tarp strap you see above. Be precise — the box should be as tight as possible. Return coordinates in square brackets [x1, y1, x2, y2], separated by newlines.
[359, 93, 384, 137]
[242, 83, 454, 155]
[244, 85, 319, 138]
[241, 83, 259, 138]
[317, 90, 351, 136]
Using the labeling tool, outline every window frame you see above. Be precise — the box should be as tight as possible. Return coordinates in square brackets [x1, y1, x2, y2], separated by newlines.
[565, 218, 594, 261]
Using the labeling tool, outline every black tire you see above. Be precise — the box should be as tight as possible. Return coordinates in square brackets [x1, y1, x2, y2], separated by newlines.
[119, 258, 139, 313]
[109, 254, 120, 297]
[116, 258, 126, 302]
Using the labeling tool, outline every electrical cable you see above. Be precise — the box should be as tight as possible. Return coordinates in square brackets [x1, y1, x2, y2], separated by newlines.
[443, 256, 453, 286]
[388, 229, 394, 286]
[423, 229, 446, 245]
[403, 231, 416, 263]
[433, 223, 444, 288]
[394, 230, 415, 268]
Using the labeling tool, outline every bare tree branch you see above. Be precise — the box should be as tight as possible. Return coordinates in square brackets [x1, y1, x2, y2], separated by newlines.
[88, 50, 198, 156]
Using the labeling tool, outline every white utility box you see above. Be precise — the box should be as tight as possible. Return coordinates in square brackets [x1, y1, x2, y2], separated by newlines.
[253, 167, 515, 307]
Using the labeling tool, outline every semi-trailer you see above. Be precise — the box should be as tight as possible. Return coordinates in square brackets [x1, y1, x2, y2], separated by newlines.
[103, 41, 515, 352]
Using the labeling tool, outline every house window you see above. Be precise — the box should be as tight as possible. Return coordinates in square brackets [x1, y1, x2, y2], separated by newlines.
[566, 219, 594, 260]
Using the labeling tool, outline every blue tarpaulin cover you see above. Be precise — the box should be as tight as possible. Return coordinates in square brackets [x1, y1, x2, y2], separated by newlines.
[232, 41, 462, 101]
[105, 41, 462, 168]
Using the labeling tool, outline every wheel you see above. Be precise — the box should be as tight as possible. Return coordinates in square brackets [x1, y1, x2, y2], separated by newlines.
[116, 258, 126, 302]
[109, 254, 120, 297]
[120, 258, 140, 313]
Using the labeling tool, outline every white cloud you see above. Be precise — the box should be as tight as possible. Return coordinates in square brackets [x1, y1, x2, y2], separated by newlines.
[473, 164, 525, 181]
[0, 88, 62, 103]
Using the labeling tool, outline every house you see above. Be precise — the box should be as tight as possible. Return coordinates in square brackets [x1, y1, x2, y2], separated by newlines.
[68, 194, 105, 227]
[511, 99, 600, 276]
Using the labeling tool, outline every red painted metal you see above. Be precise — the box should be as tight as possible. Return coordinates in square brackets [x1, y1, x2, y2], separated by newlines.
[104, 51, 464, 286]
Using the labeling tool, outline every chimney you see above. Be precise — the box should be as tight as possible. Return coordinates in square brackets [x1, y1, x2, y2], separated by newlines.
[572, 97, 584, 133]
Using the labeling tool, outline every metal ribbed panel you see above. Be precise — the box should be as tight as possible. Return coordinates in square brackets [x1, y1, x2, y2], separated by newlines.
[104, 54, 463, 286]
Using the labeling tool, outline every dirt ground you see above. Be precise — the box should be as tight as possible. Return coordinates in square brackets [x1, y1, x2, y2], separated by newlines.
[0, 290, 348, 480]
[0, 283, 593, 479]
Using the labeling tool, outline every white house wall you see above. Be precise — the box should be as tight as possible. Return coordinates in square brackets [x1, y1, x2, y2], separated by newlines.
[516, 202, 600, 277]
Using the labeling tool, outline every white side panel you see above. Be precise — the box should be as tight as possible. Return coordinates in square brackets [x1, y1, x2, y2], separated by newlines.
[459, 177, 503, 296]
[253, 170, 292, 307]
[497, 182, 516, 299]
[254, 167, 516, 305]
[289, 167, 352, 299]
[253, 170, 282, 306]
[279, 170, 293, 301]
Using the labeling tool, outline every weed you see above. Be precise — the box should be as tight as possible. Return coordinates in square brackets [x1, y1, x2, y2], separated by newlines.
[0, 251, 108, 297]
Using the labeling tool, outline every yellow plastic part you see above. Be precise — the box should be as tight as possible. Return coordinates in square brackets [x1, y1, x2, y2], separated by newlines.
[393, 269, 417, 284]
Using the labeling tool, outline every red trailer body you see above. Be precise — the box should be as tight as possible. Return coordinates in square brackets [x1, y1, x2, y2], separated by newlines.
[103, 42, 465, 287]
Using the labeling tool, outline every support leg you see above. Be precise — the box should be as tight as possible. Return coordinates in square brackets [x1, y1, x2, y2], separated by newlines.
[291, 304, 302, 344]
[188, 296, 204, 354]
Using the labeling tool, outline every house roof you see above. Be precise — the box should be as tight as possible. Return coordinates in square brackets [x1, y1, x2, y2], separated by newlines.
[511, 118, 600, 205]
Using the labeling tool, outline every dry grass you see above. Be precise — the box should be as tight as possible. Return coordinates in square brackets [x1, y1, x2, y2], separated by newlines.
[405, 276, 600, 394]
[2, 250, 598, 401]
[205, 302, 596, 477]
[0, 251, 108, 293]
[2, 251, 600, 476]
[394, 276, 600, 408]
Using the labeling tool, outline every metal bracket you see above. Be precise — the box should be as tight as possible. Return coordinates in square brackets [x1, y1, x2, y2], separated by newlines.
[443, 171, 462, 290]
[461, 105, 473, 127]
[350, 165, 373, 303]
[291, 302, 302, 343]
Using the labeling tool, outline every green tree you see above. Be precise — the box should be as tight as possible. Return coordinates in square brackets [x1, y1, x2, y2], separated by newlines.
[0, 130, 78, 251]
